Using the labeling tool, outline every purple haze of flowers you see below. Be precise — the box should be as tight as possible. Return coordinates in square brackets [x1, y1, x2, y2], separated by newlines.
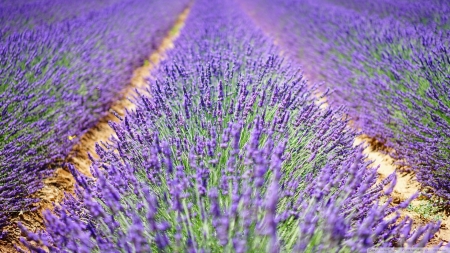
[0, 0, 188, 230]
[241, 0, 450, 202]
[19, 0, 440, 251]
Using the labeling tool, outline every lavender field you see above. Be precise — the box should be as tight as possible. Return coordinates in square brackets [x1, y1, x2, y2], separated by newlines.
[1, 0, 449, 252]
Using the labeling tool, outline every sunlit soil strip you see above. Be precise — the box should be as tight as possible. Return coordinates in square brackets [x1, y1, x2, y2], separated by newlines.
[0, 6, 191, 253]
[354, 136, 450, 247]
[240, 2, 450, 248]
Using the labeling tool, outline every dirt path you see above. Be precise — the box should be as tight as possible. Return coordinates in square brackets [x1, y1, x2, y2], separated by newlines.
[0, 6, 191, 252]
[354, 136, 450, 246]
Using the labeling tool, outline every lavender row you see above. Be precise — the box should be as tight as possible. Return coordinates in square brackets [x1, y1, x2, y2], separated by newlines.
[328, 0, 450, 28]
[18, 0, 440, 251]
[0, 0, 122, 32]
[242, 0, 450, 201]
[0, 0, 188, 231]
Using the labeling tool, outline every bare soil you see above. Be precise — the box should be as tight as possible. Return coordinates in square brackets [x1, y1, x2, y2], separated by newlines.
[354, 136, 450, 247]
[0, 6, 191, 252]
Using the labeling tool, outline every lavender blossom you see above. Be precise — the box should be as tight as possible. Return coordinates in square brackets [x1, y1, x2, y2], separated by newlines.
[19, 0, 440, 251]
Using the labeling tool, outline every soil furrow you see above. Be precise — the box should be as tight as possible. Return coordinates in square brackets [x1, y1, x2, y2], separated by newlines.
[354, 136, 450, 247]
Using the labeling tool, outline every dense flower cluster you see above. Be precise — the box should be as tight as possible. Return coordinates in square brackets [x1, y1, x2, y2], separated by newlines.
[326, 0, 450, 26]
[0, 0, 188, 229]
[242, 0, 450, 201]
[19, 0, 440, 252]
[1, 0, 122, 31]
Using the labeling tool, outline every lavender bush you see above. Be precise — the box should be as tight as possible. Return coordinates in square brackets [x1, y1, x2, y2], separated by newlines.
[0, 0, 188, 230]
[242, 0, 450, 201]
[1, 0, 122, 32]
[327, 0, 450, 28]
[19, 1, 440, 252]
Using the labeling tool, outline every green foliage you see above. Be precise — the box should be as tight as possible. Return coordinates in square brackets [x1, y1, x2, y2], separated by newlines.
[407, 201, 443, 222]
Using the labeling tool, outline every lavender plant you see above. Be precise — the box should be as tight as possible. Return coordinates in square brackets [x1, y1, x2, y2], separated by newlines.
[19, 1, 440, 252]
[327, 0, 450, 28]
[0, 0, 188, 231]
[241, 0, 450, 201]
[0, 0, 123, 32]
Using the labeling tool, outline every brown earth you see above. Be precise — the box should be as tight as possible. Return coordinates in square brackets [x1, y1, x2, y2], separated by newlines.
[0, 5, 191, 253]
[354, 136, 450, 247]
